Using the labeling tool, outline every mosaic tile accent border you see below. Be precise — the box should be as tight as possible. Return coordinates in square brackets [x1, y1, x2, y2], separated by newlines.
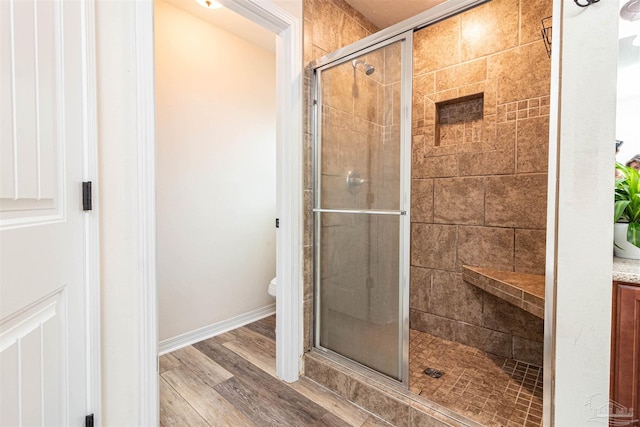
[498, 96, 551, 123]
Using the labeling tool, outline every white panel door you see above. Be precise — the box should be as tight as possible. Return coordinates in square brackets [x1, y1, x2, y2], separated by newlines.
[0, 0, 91, 425]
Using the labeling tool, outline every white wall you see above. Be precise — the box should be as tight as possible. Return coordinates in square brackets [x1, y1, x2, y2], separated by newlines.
[155, 0, 277, 342]
[616, 64, 640, 164]
[96, 1, 141, 424]
[545, 0, 618, 424]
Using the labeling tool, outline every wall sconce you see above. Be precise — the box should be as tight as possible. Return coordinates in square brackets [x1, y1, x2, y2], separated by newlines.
[195, 0, 223, 9]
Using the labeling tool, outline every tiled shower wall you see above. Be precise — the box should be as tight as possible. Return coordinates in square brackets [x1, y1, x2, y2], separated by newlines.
[303, 0, 552, 366]
[410, 0, 552, 365]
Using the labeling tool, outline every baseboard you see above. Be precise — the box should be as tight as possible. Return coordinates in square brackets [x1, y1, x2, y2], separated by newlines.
[158, 304, 276, 355]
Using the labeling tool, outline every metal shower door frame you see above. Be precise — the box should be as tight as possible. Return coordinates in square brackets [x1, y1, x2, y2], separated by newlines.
[312, 30, 413, 387]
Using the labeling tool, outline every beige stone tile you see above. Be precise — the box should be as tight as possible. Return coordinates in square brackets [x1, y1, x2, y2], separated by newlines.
[482, 293, 545, 342]
[311, 0, 344, 52]
[410, 267, 432, 312]
[522, 301, 545, 320]
[433, 177, 485, 225]
[410, 309, 457, 339]
[384, 43, 402, 85]
[413, 73, 436, 121]
[304, 355, 352, 398]
[430, 271, 484, 324]
[414, 16, 461, 75]
[348, 380, 410, 427]
[343, 14, 371, 49]
[457, 226, 514, 272]
[435, 58, 487, 92]
[514, 229, 546, 275]
[517, 115, 549, 173]
[411, 223, 457, 270]
[411, 179, 434, 223]
[431, 88, 460, 104]
[288, 376, 371, 427]
[304, 19, 315, 65]
[322, 63, 354, 114]
[458, 119, 516, 176]
[460, 0, 519, 61]
[353, 75, 381, 123]
[512, 337, 544, 366]
[488, 41, 551, 104]
[455, 323, 512, 359]
[303, 245, 313, 300]
[304, 133, 313, 190]
[520, 0, 553, 45]
[303, 0, 313, 18]
[485, 174, 547, 229]
[409, 407, 456, 426]
[304, 297, 313, 351]
[413, 154, 458, 179]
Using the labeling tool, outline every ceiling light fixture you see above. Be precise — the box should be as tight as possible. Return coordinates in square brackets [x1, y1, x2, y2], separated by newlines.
[195, 0, 223, 9]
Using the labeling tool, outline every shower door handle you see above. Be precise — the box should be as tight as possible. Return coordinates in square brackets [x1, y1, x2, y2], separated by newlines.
[313, 208, 406, 216]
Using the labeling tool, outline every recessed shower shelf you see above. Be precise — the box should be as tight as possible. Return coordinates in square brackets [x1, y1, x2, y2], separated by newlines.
[462, 265, 545, 319]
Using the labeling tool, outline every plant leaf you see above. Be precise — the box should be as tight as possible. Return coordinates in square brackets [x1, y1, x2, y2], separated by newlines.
[628, 222, 640, 249]
[615, 200, 630, 222]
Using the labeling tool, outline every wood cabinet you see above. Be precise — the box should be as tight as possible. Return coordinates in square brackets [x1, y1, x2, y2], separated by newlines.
[611, 281, 640, 424]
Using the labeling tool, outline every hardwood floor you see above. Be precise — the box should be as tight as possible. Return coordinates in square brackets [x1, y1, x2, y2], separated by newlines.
[159, 316, 390, 427]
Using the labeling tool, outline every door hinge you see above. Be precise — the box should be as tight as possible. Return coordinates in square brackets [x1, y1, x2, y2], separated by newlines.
[82, 181, 92, 211]
[85, 414, 94, 427]
[276, 218, 280, 228]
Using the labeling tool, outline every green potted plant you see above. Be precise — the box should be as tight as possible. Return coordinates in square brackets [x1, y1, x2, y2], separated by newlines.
[614, 162, 640, 259]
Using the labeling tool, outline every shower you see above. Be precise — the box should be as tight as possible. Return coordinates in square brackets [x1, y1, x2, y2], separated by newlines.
[352, 59, 375, 75]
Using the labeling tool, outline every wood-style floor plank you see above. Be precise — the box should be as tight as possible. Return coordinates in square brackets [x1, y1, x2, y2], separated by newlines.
[159, 353, 182, 374]
[222, 327, 277, 377]
[162, 365, 255, 426]
[222, 327, 370, 426]
[161, 316, 380, 427]
[288, 377, 371, 427]
[159, 377, 209, 427]
[243, 315, 276, 341]
[195, 339, 350, 427]
[171, 344, 233, 387]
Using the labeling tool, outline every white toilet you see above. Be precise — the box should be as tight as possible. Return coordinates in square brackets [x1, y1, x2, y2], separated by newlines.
[268, 277, 277, 297]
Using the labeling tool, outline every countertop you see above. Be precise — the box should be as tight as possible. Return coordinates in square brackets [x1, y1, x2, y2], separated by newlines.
[613, 256, 640, 284]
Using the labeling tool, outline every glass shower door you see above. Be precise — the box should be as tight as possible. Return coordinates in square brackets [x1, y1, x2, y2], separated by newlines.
[314, 33, 411, 383]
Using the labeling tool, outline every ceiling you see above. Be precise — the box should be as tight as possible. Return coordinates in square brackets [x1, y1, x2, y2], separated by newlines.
[161, 0, 276, 52]
[163, 0, 640, 55]
[162, 0, 448, 53]
[344, 0, 447, 29]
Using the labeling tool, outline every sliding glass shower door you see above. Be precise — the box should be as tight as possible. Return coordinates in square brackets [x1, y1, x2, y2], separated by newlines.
[313, 32, 412, 384]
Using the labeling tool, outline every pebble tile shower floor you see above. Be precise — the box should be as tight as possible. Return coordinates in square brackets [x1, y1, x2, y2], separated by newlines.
[410, 329, 543, 427]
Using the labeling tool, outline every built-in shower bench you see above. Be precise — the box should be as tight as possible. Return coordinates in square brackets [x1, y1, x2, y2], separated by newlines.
[462, 265, 545, 319]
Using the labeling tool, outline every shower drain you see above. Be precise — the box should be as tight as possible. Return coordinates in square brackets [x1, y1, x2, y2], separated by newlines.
[424, 367, 444, 378]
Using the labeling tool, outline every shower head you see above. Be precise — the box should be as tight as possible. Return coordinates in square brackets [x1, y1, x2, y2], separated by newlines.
[352, 59, 375, 75]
